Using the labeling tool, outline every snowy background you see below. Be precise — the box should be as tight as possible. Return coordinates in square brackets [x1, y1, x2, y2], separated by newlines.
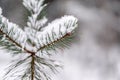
[1, 0, 120, 80]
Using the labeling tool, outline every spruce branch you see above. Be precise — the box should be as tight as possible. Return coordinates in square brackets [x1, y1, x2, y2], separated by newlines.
[0, 0, 78, 80]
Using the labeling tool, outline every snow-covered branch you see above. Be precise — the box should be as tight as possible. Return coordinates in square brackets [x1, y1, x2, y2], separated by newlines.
[0, 0, 78, 80]
[36, 16, 78, 52]
[0, 8, 27, 51]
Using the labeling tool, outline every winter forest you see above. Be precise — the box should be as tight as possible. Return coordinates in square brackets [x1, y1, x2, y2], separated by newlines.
[0, 0, 120, 80]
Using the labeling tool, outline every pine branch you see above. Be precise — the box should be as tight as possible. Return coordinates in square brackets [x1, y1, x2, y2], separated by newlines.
[0, 15, 26, 51]
[37, 33, 72, 52]
[4, 55, 31, 80]
[0, 29, 35, 54]
[0, 0, 78, 80]
[36, 16, 78, 53]
[0, 13, 36, 55]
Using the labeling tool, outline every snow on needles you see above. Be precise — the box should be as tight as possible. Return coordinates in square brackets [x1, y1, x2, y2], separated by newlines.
[23, 0, 78, 51]
[0, 0, 78, 53]
[36, 16, 78, 48]
[23, 0, 45, 13]
[0, 0, 78, 80]
[23, 0, 47, 30]
[0, 8, 27, 50]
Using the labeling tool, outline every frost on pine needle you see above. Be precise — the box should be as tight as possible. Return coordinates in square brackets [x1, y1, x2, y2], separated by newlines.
[0, 11, 27, 52]
[0, 0, 78, 80]
[36, 16, 78, 51]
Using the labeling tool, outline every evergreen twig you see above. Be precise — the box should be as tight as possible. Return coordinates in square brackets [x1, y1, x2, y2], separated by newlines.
[0, 0, 78, 80]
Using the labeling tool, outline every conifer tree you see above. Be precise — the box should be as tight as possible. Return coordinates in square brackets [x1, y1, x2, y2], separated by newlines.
[0, 0, 78, 80]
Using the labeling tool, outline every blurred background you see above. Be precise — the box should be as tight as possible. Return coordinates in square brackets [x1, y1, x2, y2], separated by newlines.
[1, 0, 120, 80]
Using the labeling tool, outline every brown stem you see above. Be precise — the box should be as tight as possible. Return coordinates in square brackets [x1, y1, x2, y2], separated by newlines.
[31, 53, 35, 80]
